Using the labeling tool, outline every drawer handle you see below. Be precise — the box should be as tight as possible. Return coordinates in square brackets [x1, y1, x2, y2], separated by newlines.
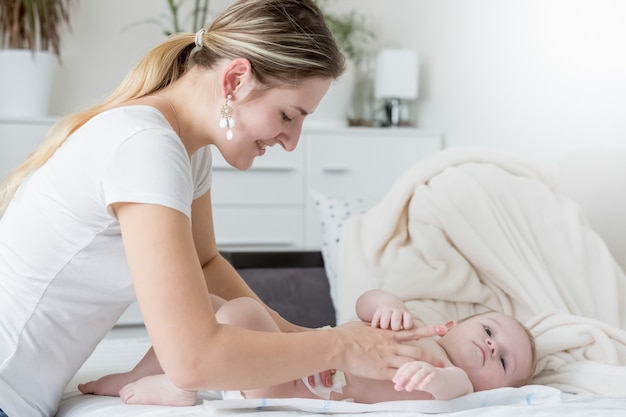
[213, 165, 295, 172]
[217, 239, 297, 247]
[322, 166, 351, 173]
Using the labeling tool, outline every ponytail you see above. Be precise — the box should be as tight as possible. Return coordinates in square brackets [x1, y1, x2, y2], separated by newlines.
[0, 0, 343, 213]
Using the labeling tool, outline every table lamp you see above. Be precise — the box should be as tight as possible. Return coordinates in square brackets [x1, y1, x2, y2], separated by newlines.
[374, 49, 419, 126]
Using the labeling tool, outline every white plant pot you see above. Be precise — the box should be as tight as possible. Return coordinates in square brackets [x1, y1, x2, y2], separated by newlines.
[0, 49, 57, 118]
[307, 61, 356, 128]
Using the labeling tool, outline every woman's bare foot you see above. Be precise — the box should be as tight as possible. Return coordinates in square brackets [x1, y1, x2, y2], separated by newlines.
[120, 374, 198, 406]
[78, 371, 137, 397]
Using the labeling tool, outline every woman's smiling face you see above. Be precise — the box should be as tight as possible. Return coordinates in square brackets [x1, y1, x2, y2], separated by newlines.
[438, 312, 534, 391]
[216, 76, 331, 171]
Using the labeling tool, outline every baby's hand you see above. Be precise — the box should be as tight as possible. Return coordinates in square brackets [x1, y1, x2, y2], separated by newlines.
[392, 361, 444, 394]
[371, 306, 414, 330]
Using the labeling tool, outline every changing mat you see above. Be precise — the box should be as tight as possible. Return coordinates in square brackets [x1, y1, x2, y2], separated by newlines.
[58, 332, 626, 416]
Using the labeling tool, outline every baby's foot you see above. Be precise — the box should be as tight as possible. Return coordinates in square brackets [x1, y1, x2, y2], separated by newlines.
[78, 372, 136, 397]
[120, 374, 197, 406]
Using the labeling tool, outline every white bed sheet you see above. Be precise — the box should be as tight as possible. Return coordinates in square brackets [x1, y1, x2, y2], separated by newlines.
[58, 332, 626, 417]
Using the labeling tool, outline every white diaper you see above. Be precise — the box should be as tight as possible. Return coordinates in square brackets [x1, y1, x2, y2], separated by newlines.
[221, 390, 245, 400]
[301, 371, 346, 400]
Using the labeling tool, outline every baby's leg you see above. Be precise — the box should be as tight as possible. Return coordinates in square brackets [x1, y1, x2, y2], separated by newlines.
[219, 297, 311, 399]
[216, 297, 280, 332]
[120, 374, 197, 406]
[117, 296, 275, 406]
[80, 295, 228, 401]
[78, 346, 162, 396]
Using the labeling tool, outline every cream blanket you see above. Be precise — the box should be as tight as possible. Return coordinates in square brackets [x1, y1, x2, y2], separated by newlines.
[336, 147, 626, 397]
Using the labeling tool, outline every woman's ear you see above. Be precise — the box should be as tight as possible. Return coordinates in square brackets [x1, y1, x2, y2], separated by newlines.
[220, 58, 254, 100]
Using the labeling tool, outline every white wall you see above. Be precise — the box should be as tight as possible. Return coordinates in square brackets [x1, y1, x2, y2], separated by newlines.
[50, 0, 232, 114]
[53, 0, 626, 162]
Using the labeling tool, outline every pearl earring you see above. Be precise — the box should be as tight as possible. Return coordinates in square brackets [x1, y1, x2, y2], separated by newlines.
[219, 94, 235, 141]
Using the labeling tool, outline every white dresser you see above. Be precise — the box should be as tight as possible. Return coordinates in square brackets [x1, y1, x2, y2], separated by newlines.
[211, 140, 307, 248]
[0, 119, 441, 249]
[212, 126, 442, 249]
[0, 117, 56, 182]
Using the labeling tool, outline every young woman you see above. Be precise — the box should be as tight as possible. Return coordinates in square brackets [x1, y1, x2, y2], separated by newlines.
[0, 1, 443, 416]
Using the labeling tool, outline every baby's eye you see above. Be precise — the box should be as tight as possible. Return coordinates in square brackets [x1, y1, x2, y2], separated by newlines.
[484, 326, 492, 336]
[500, 356, 506, 370]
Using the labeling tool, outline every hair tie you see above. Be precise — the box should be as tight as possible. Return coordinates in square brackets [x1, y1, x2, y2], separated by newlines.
[194, 29, 206, 48]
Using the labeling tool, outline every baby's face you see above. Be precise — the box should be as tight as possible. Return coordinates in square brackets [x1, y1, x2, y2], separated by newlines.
[438, 312, 533, 391]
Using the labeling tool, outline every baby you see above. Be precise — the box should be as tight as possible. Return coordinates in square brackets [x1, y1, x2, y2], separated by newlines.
[79, 289, 537, 404]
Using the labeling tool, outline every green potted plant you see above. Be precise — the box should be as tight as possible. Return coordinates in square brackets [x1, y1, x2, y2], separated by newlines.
[163, 0, 210, 35]
[133, 0, 210, 36]
[0, 0, 76, 117]
[152, 0, 375, 126]
[309, 0, 376, 126]
[313, 0, 375, 65]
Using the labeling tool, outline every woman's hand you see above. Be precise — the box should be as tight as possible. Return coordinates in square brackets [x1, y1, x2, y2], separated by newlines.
[330, 321, 446, 381]
[394, 322, 449, 342]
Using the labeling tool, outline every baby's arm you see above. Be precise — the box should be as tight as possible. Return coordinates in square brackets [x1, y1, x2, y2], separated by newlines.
[392, 361, 473, 400]
[356, 289, 417, 330]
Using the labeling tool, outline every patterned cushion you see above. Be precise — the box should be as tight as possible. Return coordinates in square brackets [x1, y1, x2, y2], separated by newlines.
[311, 190, 377, 313]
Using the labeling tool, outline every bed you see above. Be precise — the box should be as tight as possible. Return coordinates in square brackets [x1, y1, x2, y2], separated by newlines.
[58, 146, 626, 416]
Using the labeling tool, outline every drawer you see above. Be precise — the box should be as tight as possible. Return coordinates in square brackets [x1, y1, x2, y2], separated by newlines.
[305, 129, 441, 200]
[0, 118, 55, 181]
[304, 128, 441, 248]
[213, 206, 304, 248]
[210, 145, 304, 206]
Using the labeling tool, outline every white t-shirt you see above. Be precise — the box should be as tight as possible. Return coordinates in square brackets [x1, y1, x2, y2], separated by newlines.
[0, 106, 212, 417]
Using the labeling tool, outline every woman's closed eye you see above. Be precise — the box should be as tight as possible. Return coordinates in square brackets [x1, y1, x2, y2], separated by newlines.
[281, 112, 293, 122]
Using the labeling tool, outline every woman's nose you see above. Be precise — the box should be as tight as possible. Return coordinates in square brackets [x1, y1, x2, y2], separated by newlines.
[281, 134, 299, 152]
[278, 124, 302, 152]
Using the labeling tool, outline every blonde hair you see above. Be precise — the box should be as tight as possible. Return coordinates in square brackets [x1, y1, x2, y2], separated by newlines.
[0, 0, 343, 213]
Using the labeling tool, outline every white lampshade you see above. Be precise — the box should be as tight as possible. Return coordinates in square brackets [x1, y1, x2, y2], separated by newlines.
[374, 49, 419, 100]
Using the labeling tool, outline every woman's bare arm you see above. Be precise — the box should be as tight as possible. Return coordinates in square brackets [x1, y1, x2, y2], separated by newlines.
[190, 190, 304, 332]
[114, 201, 440, 391]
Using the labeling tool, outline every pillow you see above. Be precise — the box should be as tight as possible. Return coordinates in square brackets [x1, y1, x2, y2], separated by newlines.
[311, 190, 377, 316]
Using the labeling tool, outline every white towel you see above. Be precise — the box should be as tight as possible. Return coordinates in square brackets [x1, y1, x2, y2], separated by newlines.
[336, 147, 626, 397]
